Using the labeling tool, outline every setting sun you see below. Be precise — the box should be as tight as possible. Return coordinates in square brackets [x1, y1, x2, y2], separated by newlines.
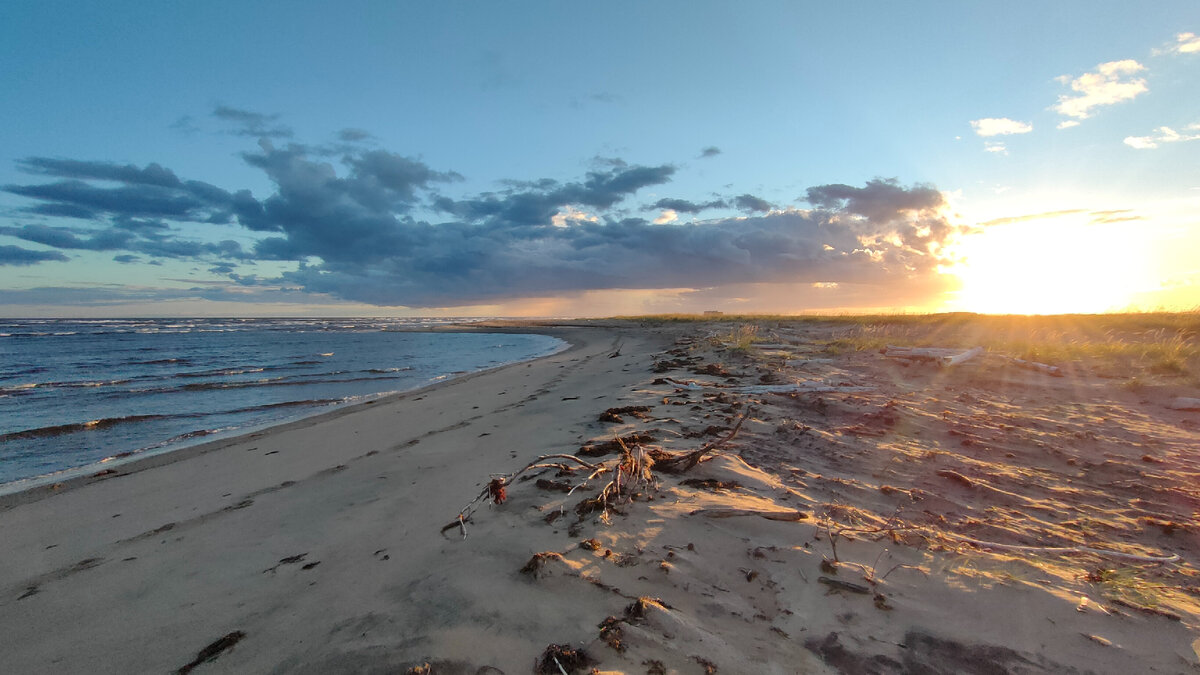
[944, 214, 1154, 314]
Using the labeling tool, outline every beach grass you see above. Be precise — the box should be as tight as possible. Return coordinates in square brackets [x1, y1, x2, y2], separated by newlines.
[618, 311, 1200, 378]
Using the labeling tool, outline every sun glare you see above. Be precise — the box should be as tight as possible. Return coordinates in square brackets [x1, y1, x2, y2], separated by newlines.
[945, 216, 1152, 314]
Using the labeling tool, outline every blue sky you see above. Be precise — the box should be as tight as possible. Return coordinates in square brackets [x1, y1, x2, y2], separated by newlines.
[1, 2, 1198, 316]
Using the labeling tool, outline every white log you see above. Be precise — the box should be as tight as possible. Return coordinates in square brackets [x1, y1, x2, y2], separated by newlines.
[944, 346, 984, 366]
[884, 345, 983, 367]
[1167, 397, 1200, 411]
[1010, 357, 1063, 377]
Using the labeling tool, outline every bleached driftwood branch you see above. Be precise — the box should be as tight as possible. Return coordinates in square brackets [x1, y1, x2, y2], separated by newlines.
[1009, 357, 1063, 377]
[884, 345, 984, 366]
[1167, 397, 1200, 411]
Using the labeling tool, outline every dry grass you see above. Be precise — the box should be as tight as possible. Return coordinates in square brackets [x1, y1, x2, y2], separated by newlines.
[617, 311, 1200, 378]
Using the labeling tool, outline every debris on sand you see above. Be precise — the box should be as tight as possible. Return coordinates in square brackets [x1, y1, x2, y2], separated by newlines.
[176, 631, 245, 674]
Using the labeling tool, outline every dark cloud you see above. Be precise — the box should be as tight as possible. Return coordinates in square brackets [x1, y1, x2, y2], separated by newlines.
[733, 194, 774, 213]
[805, 178, 944, 223]
[16, 157, 184, 187]
[435, 163, 675, 227]
[3, 130, 960, 309]
[212, 105, 293, 139]
[113, 254, 140, 264]
[4, 158, 240, 225]
[699, 146, 722, 158]
[0, 224, 133, 251]
[24, 203, 98, 219]
[0, 245, 68, 265]
[650, 198, 728, 214]
[0, 222, 249, 261]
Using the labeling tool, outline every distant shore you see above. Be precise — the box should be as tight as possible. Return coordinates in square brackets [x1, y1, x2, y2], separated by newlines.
[1, 317, 1197, 673]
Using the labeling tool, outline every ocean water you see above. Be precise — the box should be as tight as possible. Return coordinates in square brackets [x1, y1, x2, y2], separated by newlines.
[0, 318, 565, 486]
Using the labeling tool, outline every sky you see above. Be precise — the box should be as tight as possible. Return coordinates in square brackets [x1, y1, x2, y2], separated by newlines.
[1, 2, 1198, 317]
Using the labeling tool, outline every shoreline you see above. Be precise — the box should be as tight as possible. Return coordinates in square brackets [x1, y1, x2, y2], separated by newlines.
[0, 323, 574, 509]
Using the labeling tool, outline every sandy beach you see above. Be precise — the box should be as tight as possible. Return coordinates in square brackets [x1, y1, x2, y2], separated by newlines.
[1, 319, 1198, 674]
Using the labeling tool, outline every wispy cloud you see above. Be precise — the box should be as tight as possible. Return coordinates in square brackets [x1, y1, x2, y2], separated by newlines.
[1124, 123, 1200, 149]
[1052, 60, 1147, 123]
[984, 142, 1007, 154]
[1154, 31, 1200, 56]
[698, 146, 722, 159]
[970, 118, 1032, 137]
[0, 244, 69, 266]
[212, 105, 294, 139]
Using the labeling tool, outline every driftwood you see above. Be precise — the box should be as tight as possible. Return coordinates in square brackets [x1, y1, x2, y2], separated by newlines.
[884, 345, 984, 366]
[658, 377, 870, 394]
[1010, 357, 1063, 377]
[734, 383, 872, 394]
[655, 409, 751, 474]
[445, 454, 600, 537]
[689, 507, 808, 522]
[1167, 397, 1200, 412]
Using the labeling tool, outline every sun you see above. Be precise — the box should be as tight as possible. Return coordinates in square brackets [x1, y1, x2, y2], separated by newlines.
[944, 214, 1152, 314]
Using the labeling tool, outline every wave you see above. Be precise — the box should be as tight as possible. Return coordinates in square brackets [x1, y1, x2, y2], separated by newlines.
[126, 357, 193, 366]
[0, 414, 178, 442]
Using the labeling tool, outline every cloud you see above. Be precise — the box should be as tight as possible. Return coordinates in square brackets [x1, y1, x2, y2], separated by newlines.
[1124, 123, 1200, 149]
[699, 146, 722, 158]
[4, 157, 246, 224]
[337, 128, 374, 143]
[979, 209, 1086, 227]
[433, 163, 675, 228]
[984, 142, 1007, 154]
[0, 245, 69, 265]
[649, 197, 727, 214]
[970, 118, 1033, 137]
[1156, 32, 1200, 55]
[653, 209, 678, 224]
[1053, 60, 1147, 121]
[4, 131, 963, 309]
[733, 194, 774, 213]
[212, 105, 294, 139]
[1057, 120, 1080, 130]
[804, 178, 944, 223]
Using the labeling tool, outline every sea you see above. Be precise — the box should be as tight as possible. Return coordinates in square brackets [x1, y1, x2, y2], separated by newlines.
[0, 318, 566, 488]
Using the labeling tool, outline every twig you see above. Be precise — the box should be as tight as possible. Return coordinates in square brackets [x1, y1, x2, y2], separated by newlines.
[880, 564, 927, 582]
[449, 453, 602, 530]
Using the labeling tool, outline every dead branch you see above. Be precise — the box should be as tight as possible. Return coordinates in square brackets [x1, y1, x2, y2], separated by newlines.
[446, 453, 603, 537]
[688, 507, 808, 522]
[656, 408, 752, 474]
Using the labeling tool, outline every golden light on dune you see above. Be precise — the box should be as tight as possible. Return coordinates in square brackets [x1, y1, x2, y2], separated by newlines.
[945, 216, 1152, 314]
